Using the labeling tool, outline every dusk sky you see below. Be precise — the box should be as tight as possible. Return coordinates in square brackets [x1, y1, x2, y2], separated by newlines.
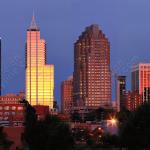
[0, 0, 150, 105]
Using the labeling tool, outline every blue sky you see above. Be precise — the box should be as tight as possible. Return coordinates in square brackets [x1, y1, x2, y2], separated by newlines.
[0, 0, 150, 105]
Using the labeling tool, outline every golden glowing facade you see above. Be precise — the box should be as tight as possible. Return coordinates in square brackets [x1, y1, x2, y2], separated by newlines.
[26, 16, 54, 108]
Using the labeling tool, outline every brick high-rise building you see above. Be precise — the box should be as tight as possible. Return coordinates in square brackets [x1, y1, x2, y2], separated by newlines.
[73, 24, 111, 109]
[132, 63, 150, 103]
[61, 76, 73, 114]
[25, 15, 54, 108]
[116, 76, 126, 112]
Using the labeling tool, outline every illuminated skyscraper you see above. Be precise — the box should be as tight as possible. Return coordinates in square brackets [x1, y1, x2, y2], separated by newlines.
[26, 16, 54, 108]
[132, 63, 150, 102]
[73, 24, 111, 109]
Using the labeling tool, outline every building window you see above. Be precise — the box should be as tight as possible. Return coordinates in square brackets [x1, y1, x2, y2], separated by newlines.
[18, 106, 23, 110]
[12, 106, 16, 110]
[4, 106, 9, 110]
[12, 112, 16, 115]
[4, 112, 10, 115]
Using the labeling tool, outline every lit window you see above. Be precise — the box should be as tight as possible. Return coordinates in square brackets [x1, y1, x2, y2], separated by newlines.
[18, 106, 23, 110]
[4, 106, 9, 110]
[12, 106, 16, 110]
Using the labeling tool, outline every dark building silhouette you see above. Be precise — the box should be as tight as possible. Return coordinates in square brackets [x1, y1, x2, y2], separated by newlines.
[116, 76, 126, 112]
[73, 24, 111, 110]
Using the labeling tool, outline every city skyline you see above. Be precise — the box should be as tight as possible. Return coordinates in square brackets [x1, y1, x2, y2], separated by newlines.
[1, 0, 150, 105]
[0, 1, 150, 149]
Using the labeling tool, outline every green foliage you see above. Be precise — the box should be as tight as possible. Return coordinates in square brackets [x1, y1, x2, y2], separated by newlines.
[85, 111, 96, 121]
[86, 107, 115, 122]
[72, 128, 90, 143]
[100, 133, 119, 147]
[86, 138, 95, 146]
[22, 100, 74, 150]
[21, 99, 37, 128]
[119, 102, 150, 149]
[71, 112, 82, 122]
[117, 107, 131, 123]
[26, 115, 74, 150]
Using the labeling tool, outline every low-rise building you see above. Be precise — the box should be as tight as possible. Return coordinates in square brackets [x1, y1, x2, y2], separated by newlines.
[0, 92, 25, 126]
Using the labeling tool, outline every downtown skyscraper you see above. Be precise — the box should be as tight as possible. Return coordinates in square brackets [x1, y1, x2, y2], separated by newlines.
[132, 63, 150, 103]
[73, 24, 111, 109]
[25, 16, 54, 108]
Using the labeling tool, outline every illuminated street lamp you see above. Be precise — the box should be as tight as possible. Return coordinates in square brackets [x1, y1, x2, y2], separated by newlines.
[110, 118, 117, 126]
[106, 117, 118, 127]
[102, 117, 118, 135]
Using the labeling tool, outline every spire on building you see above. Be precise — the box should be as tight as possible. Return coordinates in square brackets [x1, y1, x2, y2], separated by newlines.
[28, 13, 39, 30]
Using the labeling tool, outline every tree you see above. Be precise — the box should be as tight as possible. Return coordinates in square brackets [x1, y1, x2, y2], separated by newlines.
[85, 111, 96, 121]
[85, 107, 115, 122]
[117, 107, 131, 123]
[71, 111, 82, 122]
[72, 128, 90, 144]
[25, 115, 74, 150]
[20, 99, 37, 128]
[22, 99, 74, 150]
[119, 102, 150, 150]
[20, 99, 37, 150]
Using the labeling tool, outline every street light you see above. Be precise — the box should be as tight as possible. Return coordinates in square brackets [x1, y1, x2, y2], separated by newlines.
[110, 117, 117, 126]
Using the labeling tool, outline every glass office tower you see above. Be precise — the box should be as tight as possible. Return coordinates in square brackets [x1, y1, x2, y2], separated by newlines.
[26, 16, 54, 108]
